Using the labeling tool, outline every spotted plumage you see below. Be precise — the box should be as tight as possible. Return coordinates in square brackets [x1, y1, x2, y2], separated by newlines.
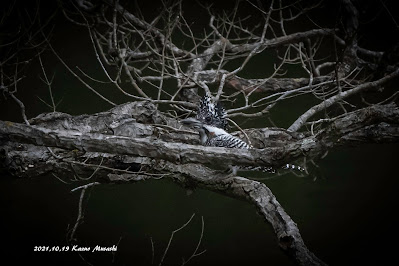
[182, 95, 304, 173]
[195, 95, 228, 130]
[181, 118, 250, 149]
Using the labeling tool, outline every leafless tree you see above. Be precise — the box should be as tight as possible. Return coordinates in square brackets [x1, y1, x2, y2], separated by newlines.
[1, 0, 399, 265]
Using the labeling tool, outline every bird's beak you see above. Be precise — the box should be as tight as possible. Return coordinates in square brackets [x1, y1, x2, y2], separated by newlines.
[180, 118, 203, 129]
[180, 118, 192, 125]
[180, 118, 197, 125]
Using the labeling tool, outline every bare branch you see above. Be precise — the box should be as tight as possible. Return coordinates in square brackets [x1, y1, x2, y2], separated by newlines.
[159, 213, 196, 266]
[288, 68, 399, 132]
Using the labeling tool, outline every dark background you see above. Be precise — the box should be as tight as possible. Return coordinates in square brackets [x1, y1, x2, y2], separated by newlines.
[1, 0, 398, 265]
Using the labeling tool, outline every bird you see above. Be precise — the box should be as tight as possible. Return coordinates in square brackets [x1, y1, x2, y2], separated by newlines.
[180, 117, 250, 149]
[183, 95, 304, 173]
[181, 117, 276, 173]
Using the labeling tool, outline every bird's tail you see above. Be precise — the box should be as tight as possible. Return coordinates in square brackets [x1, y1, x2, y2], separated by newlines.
[239, 164, 305, 174]
[282, 164, 305, 172]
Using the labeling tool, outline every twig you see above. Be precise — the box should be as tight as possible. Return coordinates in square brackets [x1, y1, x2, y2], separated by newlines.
[9, 93, 29, 125]
[70, 182, 101, 193]
[159, 213, 196, 266]
[69, 186, 87, 241]
[150, 237, 155, 265]
[181, 216, 206, 266]
[228, 118, 252, 146]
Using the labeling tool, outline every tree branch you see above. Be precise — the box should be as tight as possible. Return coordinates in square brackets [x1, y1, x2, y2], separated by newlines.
[2, 102, 399, 174]
[288, 68, 399, 132]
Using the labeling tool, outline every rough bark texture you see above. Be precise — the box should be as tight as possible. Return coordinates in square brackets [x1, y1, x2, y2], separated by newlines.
[3, 103, 398, 172]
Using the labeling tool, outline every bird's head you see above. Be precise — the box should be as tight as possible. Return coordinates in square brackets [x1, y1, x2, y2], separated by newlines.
[180, 118, 210, 145]
[181, 117, 227, 137]
[180, 117, 205, 130]
[195, 95, 228, 130]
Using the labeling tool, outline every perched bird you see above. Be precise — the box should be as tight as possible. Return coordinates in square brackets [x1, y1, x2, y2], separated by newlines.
[181, 117, 276, 173]
[183, 95, 304, 173]
[181, 118, 250, 149]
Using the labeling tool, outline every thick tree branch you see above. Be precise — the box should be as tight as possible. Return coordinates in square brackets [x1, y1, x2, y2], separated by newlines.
[2, 102, 399, 173]
[0, 138, 324, 265]
[156, 162, 326, 266]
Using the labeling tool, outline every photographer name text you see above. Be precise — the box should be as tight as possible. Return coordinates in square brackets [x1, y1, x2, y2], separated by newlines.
[33, 245, 117, 252]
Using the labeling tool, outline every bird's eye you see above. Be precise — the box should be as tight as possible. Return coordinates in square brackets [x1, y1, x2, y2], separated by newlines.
[205, 117, 211, 122]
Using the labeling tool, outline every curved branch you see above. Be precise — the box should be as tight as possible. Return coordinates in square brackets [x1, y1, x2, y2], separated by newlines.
[157, 162, 326, 266]
[196, 70, 331, 94]
[228, 28, 335, 54]
[288, 68, 399, 132]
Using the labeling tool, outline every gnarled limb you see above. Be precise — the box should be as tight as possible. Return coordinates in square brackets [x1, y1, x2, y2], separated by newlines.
[2, 102, 399, 170]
